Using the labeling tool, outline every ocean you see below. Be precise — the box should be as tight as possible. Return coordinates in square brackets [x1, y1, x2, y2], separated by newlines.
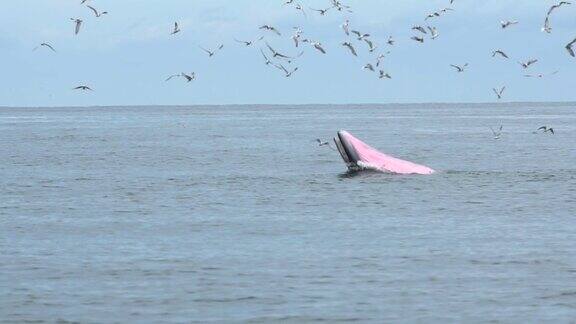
[1, 103, 576, 322]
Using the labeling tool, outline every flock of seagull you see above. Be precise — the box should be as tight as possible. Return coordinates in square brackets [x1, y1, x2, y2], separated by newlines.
[33, 0, 572, 139]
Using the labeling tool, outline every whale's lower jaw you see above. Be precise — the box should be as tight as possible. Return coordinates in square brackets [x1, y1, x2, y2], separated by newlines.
[333, 130, 435, 175]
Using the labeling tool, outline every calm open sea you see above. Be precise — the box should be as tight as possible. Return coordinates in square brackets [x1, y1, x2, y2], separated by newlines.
[1, 103, 576, 323]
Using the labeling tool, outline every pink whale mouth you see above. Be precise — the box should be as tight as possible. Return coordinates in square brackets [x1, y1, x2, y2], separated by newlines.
[333, 131, 435, 175]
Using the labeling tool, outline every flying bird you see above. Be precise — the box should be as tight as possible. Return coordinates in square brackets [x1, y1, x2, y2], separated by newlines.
[259, 48, 273, 65]
[427, 26, 439, 40]
[341, 19, 350, 36]
[364, 38, 377, 52]
[259, 25, 281, 36]
[492, 50, 509, 59]
[199, 44, 224, 57]
[276, 64, 298, 77]
[379, 70, 392, 79]
[565, 37, 576, 57]
[363, 63, 375, 72]
[490, 126, 503, 140]
[411, 36, 424, 43]
[234, 36, 263, 47]
[70, 18, 83, 35]
[166, 72, 195, 82]
[310, 7, 331, 15]
[547, 1, 571, 16]
[500, 20, 518, 29]
[171, 22, 180, 35]
[537, 126, 555, 134]
[265, 42, 292, 60]
[524, 71, 558, 78]
[311, 42, 326, 54]
[34, 43, 56, 52]
[342, 42, 357, 56]
[412, 26, 427, 34]
[450, 63, 468, 72]
[492, 86, 506, 100]
[518, 59, 538, 69]
[376, 53, 390, 67]
[73, 85, 92, 91]
[86, 5, 108, 17]
[351, 30, 370, 41]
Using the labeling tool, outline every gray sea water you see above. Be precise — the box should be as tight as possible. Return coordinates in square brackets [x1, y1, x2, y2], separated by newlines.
[1, 103, 576, 323]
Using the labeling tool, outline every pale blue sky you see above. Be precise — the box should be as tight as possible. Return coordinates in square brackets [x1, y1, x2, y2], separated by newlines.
[1, 0, 575, 106]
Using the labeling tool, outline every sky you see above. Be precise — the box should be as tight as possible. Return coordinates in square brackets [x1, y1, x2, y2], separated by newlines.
[1, 0, 575, 106]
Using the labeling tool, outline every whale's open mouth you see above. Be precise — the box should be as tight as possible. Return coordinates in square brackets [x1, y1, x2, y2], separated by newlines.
[333, 130, 435, 175]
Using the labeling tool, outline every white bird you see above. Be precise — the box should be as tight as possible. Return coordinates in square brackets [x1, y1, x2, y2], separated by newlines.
[490, 126, 503, 139]
[342, 42, 357, 56]
[376, 53, 389, 67]
[427, 26, 439, 40]
[294, 3, 307, 18]
[265, 42, 293, 60]
[311, 42, 326, 54]
[34, 43, 56, 52]
[316, 138, 335, 150]
[70, 18, 83, 35]
[199, 44, 224, 57]
[542, 16, 552, 33]
[500, 20, 518, 29]
[170, 22, 180, 35]
[86, 5, 108, 17]
[363, 63, 375, 72]
[309, 7, 331, 15]
[547, 1, 571, 16]
[166, 72, 195, 82]
[379, 70, 392, 79]
[276, 64, 298, 77]
[518, 59, 538, 69]
[364, 39, 377, 52]
[565, 37, 576, 57]
[259, 25, 281, 36]
[291, 27, 303, 47]
[537, 126, 555, 134]
[492, 86, 505, 100]
[450, 63, 468, 72]
[341, 19, 350, 36]
[351, 30, 370, 41]
[387, 36, 395, 46]
[234, 36, 263, 47]
[492, 50, 509, 59]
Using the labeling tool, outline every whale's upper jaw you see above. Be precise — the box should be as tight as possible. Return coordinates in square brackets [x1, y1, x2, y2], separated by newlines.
[333, 131, 361, 170]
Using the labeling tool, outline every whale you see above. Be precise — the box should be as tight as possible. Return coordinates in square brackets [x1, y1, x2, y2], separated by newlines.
[333, 130, 435, 175]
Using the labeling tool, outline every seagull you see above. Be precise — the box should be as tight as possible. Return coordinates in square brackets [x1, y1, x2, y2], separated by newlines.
[342, 42, 357, 56]
[265, 42, 292, 60]
[316, 139, 330, 146]
[412, 26, 427, 34]
[542, 16, 552, 33]
[34, 43, 56, 52]
[565, 37, 576, 57]
[500, 20, 518, 29]
[537, 126, 555, 134]
[259, 25, 281, 36]
[379, 70, 392, 79]
[450, 63, 468, 72]
[363, 63, 375, 72]
[259, 48, 273, 65]
[234, 36, 263, 47]
[547, 1, 571, 16]
[310, 41, 326, 54]
[364, 39, 377, 52]
[411, 36, 424, 43]
[309, 7, 331, 15]
[376, 53, 390, 67]
[291, 27, 303, 47]
[490, 126, 503, 139]
[294, 3, 307, 18]
[524, 71, 558, 78]
[166, 72, 195, 82]
[387, 36, 395, 45]
[73, 85, 92, 91]
[70, 18, 83, 35]
[80, 0, 90, 3]
[341, 19, 350, 36]
[277, 64, 298, 77]
[493, 86, 506, 100]
[518, 59, 538, 69]
[427, 26, 439, 40]
[492, 50, 509, 59]
[170, 22, 180, 35]
[199, 44, 224, 57]
[86, 5, 108, 17]
[351, 30, 370, 41]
